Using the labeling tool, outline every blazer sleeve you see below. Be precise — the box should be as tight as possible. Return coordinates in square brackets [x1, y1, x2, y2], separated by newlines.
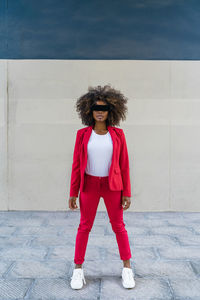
[69, 130, 81, 197]
[119, 129, 132, 197]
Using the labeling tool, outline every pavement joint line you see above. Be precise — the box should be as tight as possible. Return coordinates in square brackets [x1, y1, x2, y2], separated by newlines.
[23, 278, 36, 300]
[189, 261, 200, 277]
[165, 277, 176, 299]
[2, 261, 16, 279]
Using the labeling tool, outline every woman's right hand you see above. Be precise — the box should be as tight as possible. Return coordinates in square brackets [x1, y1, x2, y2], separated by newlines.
[69, 196, 78, 210]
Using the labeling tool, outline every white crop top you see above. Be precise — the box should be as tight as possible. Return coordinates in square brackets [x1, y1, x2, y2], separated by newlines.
[85, 129, 113, 176]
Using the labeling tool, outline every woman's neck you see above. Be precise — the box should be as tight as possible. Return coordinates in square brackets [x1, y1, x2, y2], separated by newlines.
[93, 121, 107, 131]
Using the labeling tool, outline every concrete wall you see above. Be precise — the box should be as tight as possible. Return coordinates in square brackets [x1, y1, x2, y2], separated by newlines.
[0, 59, 200, 211]
[0, 61, 8, 210]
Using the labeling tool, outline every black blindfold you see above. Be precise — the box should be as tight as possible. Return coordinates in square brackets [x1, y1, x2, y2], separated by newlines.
[91, 104, 110, 111]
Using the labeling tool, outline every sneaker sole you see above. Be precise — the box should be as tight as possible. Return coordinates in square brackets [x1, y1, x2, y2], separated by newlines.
[122, 279, 136, 289]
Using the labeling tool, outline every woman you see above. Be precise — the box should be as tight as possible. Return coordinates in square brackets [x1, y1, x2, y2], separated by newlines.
[68, 85, 135, 289]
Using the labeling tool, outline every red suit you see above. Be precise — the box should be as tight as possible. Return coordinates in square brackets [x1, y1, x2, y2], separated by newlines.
[69, 125, 132, 198]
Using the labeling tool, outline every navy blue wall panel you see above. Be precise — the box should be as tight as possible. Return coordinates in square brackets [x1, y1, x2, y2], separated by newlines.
[0, 0, 200, 59]
[0, 0, 7, 56]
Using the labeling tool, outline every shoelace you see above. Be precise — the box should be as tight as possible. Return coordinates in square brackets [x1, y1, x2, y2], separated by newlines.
[71, 270, 86, 284]
[123, 269, 134, 281]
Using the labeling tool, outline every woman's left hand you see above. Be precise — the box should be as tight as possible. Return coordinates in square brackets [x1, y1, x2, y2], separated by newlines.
[121, 196, 131, 210]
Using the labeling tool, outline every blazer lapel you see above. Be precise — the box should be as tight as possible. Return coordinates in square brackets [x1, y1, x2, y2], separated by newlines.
[107, 126, 116, 173]
[83, 126, 93, 161]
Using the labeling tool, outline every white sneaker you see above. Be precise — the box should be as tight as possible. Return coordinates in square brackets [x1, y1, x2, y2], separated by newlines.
[121, 267, 135, 289]
[70, 268, 86, 289]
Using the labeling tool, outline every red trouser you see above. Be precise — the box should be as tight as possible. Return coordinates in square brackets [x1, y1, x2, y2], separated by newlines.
[74, 173, 132, 264]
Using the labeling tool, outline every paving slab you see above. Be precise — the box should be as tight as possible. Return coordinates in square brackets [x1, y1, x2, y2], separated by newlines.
[169, 278, 200, 299]
[0, 211, 199, 300]
[100, 277, 173, 300]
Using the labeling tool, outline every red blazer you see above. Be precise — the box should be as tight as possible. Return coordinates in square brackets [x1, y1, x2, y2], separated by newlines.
[69, 125, 132, 198]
